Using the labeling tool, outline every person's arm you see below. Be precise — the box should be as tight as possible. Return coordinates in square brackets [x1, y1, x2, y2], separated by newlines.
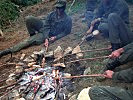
[41, 12, 53, 47]
[112, 68, 133, 83]
[109, 48, 124, 58]
[104, 68, 133, 83]
[39, 13, 52, 39]
[109, 42, 133, 58]
[123, 42, 133, 51]
[55, 17, 72, 40]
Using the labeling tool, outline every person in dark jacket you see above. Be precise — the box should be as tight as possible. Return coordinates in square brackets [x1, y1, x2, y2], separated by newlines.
[105, 42, 133, 71]
[78, 69, 133, 100]
[86, 0, 133, 51]
[88, 67, 133, 100]
[84, 0, 98, 23]
[0, 0, 72, 58]
[78, 42, 133, 100]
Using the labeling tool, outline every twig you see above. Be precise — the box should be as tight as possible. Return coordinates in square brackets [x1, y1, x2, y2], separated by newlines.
[0, 78, 7, 83]
[0, 85, 20, 99]
[33, 84, 42, 100]
[0, 79, 22, 90]
[55, 79, 60, 100]
[65, 56, 109, 64]
[0, 63, 16, 67]
[68, 0, 76, 13]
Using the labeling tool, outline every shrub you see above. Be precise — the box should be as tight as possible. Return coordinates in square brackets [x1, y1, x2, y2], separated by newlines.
[0, 0, 19, 28]
[10, 0, 42, 6]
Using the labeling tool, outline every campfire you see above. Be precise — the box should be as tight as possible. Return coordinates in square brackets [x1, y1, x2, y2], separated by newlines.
[0, 45, 110, 100]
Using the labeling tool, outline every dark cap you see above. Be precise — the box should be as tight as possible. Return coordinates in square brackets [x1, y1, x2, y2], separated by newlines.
[54, 0, 67, 8]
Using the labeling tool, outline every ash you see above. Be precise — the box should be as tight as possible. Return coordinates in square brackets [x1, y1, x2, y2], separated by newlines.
[9, 67, 74, 100]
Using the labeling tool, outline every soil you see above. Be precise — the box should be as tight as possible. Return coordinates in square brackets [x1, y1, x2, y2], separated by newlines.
[0, 0, 133, 99]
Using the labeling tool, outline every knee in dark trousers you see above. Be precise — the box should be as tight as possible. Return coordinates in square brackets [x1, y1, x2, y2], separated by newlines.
[89, 86, 103, 99]
[108, 13, 120, 26]
[108, 13, 118, 20]
[26, 16, 43, 36]
[98, 23, 109, 38]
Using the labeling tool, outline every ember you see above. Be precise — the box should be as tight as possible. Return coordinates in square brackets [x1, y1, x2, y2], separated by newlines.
[1, 66, 74, 100]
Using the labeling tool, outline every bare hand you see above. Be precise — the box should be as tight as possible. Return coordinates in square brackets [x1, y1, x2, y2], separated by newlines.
[91, 18, 101, 26]
[109, 48, 124, 58]
[104, 70, 114, 78]
[49, 36, 56, 41]
[44, 39, 49, 47]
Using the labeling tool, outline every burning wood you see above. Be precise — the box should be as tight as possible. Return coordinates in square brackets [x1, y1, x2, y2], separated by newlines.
[63, 47, 73, 56]
[16, 63, 24, 74]
[0, 29, 4, 37]
[54, 46, 63, 61]
[27, 62, 36, 67]
[53, 63, 66, 68]
[72, 45, 83, 59]
[45, 51, 54, 58]
[0, 65, 74, 99]
[6, 74, 17, 85]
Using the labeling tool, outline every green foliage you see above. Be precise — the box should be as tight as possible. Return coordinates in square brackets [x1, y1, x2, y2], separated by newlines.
[10, 0, 42, 6]
[0, 0, 19, 28]
[0, 0, 42, 28]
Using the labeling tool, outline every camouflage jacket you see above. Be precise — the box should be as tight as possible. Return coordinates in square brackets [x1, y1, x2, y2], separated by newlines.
[41, 11, 72, 40]
[95, 0, 129, 24]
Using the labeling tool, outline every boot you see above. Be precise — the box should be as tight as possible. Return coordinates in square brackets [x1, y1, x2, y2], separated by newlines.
[0, 49, 12, 58]
[106, 59, 121, 70]
[86, 34, 94, 41]
[111, 43, 121, 51]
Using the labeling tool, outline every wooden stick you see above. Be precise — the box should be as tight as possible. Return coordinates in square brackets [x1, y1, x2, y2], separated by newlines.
[0, 85, 20, 99]
[54, 47, 110, 62]
[0, 63, 16, 67]
[0, 79, 22, 90]
[65, 56, 109, 64]
[67, 47, 111, 56]
[0, 78, 7, 83]
[0, 29, 4, 37]
[55, 74, 106, 79]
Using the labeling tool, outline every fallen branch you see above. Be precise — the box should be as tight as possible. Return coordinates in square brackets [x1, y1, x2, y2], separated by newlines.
[65, 56, 109, 64]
